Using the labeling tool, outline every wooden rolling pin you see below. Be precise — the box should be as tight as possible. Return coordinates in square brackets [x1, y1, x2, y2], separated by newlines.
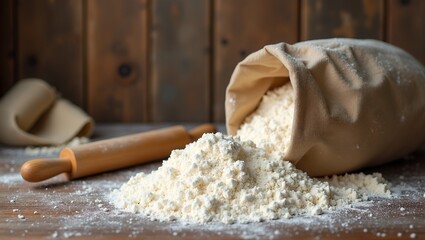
[21, 124, 216, 182]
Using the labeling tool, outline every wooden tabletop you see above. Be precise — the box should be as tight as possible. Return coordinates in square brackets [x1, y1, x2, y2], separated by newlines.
[1, 124, 424, 239]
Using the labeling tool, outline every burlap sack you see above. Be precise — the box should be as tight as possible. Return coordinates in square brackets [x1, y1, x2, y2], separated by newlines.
[0, 79, 94, 146]
[226, 38, 425, 176]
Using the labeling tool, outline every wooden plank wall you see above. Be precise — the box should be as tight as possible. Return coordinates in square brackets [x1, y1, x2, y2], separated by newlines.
[0, 0, 15, 96]
[301, 0, 385, 40]
[1, 0, 425, 123]
[17, 0, 84, 107]
[87, 0, 148, 122]
[151, 0, 210, 122]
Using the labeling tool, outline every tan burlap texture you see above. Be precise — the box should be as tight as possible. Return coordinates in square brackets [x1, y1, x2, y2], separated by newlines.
[0, 79, 94, 146]
[226, 39, 425, 176]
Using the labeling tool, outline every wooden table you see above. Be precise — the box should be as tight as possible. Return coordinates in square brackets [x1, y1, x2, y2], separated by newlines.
[1, 124, 424, 239]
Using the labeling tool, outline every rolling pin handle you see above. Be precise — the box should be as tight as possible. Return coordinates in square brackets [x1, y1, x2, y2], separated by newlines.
[188, 124, 217, 141]
[21, 158, 72, 182]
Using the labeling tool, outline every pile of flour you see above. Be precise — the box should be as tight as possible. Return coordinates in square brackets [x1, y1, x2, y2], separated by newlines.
[112, 83, 391, 224]
[237, 83, 294, 158]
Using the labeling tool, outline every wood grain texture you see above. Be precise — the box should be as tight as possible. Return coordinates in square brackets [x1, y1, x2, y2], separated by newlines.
[150, 0, 211, 122]
[213, 0, 299, 122]
[87, 0, 148, 123]
[0, 0, 15, 97]
[17, 0, 84, 106]
[301, 0, 385, 40]
[6, 0, 425, 123]
[387, 0, 425, 66]
[0, 124, 424, 239]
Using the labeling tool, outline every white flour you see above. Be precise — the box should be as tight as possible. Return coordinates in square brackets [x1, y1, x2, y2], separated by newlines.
[24, 137, 90, 156]
[237, 83, 294, 158]
[113, 83, 391, 224]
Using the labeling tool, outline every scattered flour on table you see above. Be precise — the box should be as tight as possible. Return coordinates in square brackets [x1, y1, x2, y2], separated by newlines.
[112, 84, 391, 224]
[24, 137, 90, 156]
[0, 173, 22, 184]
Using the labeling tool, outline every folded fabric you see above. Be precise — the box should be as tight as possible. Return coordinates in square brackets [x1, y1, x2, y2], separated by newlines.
[226, 39, 425, 176]
[0, 79, 94, 146]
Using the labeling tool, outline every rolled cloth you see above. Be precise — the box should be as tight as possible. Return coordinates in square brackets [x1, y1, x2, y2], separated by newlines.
[0, 79, 94, 146]
[226, 38, 425, 176]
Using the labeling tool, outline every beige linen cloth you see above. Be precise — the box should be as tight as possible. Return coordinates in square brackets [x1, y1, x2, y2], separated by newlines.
[226, 38, 425, 176]
[0, 79, 94, 146]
